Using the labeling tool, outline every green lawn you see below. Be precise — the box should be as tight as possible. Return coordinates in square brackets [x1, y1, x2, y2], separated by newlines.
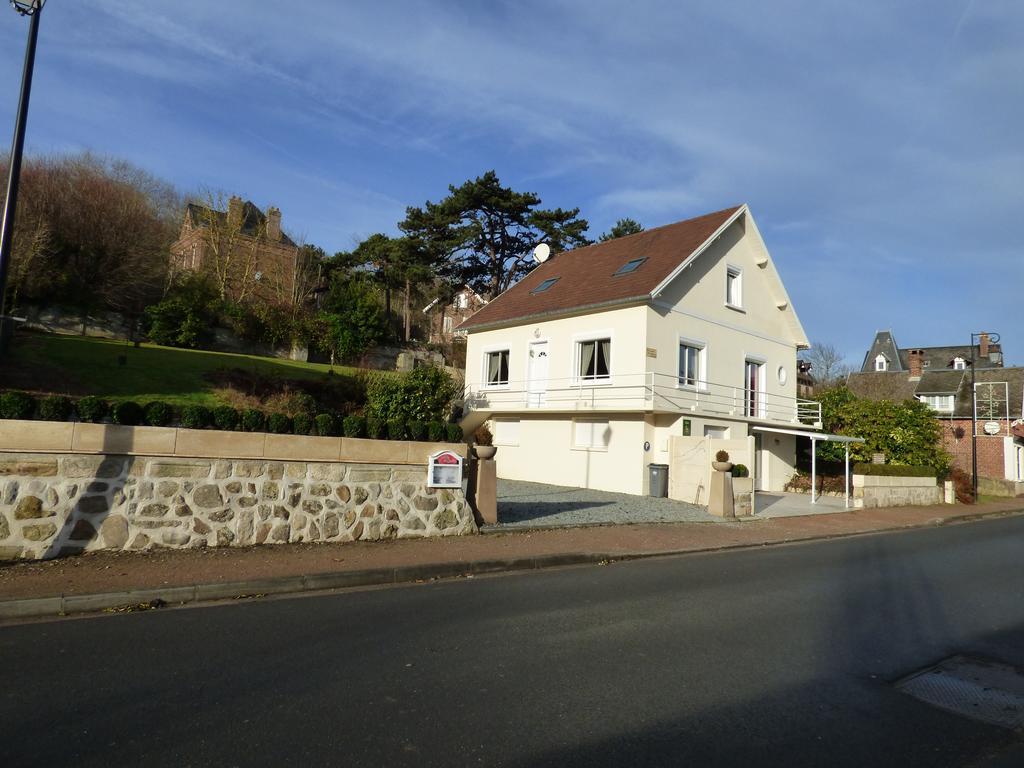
[1, 333, 358, 407]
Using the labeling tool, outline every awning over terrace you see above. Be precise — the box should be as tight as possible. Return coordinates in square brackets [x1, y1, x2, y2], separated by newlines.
[752, 426, 866, 509]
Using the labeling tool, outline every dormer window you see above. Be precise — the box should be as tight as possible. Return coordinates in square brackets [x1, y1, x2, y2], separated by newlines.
[952, 357, 966, 370]
[874, 354, 888, 372]
[531, 277, 559, 294]
[614, 257, 646, 276]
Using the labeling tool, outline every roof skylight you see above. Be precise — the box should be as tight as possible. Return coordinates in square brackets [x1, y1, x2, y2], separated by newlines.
[531, 277, 560, 294]
[614, 257, 647, 276]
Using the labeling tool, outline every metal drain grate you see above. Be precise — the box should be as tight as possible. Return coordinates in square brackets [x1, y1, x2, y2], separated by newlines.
[896, 655, 1024, 730]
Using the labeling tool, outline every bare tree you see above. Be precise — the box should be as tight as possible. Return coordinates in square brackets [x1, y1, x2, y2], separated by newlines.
[800, 341, 853, 387]
[190, 190, 267, 303]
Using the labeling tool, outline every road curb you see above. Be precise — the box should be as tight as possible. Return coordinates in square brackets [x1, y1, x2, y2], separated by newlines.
[1, 507, 1021, 621]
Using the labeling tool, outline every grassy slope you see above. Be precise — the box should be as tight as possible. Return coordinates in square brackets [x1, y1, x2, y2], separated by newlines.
[1, 333, 357, 407]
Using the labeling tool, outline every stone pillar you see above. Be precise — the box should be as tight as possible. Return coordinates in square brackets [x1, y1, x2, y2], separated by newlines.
[708, 468, 735, 518]
[469, 459, 497, 525]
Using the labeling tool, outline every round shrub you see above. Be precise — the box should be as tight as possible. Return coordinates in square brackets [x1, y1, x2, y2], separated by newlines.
[315, 413, 338, 437]
[180, 404, 211, 430]
[715, 449, 730, 462]
[75, 395, 109, 423]
[38, 395, 73, 422]
[212, 405, 240, 431]
[731, 464, 749, 478]
[267, 412, 292, 434]
[406, 420, 426, 441]
[143, 401, 175, 427]
[365, 415, 385, 440]
[0, 391, 36, 420]
[343, 415, 366, 438]
[387, 418, 406, 441]
[445, 423, 463, 443]
[292, 412, 314, 436]
[427, 421, 445, 442]
[240, 408, 265, 433]
[111, 400, 143, 426]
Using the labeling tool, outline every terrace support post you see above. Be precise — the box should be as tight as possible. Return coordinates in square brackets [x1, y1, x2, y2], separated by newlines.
[811, 437, 817, 505]
[844, 442, 850, 510]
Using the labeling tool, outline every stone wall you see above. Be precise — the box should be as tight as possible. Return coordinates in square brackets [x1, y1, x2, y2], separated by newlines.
[852, 474, 941, 509]
[0, 452, 475, 561]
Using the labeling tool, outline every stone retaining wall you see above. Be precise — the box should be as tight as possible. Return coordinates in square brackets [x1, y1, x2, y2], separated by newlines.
[852, 474, 941, 509]
[0, 452, 475, 560]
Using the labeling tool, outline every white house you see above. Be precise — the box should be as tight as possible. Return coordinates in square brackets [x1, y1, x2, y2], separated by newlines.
[457, 205, 821, 501]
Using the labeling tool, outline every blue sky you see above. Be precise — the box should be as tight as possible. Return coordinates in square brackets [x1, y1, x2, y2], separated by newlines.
[1, 1, 1021, 365]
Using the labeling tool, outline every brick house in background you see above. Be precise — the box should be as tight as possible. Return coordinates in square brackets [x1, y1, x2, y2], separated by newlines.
[171, 196, 309, 306]
[423, 285, 488, 345]
[846, 330, 1024, 493]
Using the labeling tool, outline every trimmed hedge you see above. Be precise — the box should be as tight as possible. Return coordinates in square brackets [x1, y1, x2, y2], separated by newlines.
[731, 463, 749, 478]
[75, 396, 109, 423]
[0, 389, 460, 443]
[212, 405, 240, 431]
[39, 395, 73, 422]
[852, 463, 935, 478]
[240, 408, 265, 433]
[292, 412, 314, 436]
[267, 412, 292, 434]
[180, 405, 211, 430]
[143, 401, 175, 427]
[343, 415, 366, 438]
[111, 400, 143, 426]
[0, 391, 35, 420]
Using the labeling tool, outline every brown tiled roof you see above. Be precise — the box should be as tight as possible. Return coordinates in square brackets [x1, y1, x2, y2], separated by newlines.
[458, 205, 742, 331]
[845, 371, 919, 402]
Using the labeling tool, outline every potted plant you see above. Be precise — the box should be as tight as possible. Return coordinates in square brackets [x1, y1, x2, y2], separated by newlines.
[712, 449, 733, 472]
[473, 424, 497, 459]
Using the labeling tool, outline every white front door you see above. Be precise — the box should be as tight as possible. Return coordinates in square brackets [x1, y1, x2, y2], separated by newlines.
[527, 341, 549, 407]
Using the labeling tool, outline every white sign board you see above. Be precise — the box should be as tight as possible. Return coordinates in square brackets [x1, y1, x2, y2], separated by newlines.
[427, 450, 464, 489]
[983, 421, 1001, 435]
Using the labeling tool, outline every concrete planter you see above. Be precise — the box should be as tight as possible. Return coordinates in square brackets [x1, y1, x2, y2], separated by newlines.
[473, 445, 497, 460]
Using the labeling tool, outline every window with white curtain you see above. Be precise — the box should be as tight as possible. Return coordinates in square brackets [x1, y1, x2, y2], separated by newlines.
[578, 338, 611, 381]
[484, 349, 509, 386]
[918, 394, 954, 412]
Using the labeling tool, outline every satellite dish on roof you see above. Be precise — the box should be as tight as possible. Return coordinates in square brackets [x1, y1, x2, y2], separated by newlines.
[533, 243, 550, 263]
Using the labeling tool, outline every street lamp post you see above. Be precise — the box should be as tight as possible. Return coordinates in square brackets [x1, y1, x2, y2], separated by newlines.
[969, 330, 999, 499]
[0, 0, 45, 342]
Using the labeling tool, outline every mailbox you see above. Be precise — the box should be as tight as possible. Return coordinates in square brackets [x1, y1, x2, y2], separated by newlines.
[427, 450, 464, 489]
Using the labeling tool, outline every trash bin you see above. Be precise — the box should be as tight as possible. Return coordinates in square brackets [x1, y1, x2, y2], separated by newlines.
[648, 463, 669, 498]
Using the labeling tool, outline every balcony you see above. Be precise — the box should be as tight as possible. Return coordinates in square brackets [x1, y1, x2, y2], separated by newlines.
[463, 372, 822, 427]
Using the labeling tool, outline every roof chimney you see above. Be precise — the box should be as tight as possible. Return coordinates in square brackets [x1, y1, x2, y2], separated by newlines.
[227, 196, 243, 231]
[267, 206, 282, 242]
[979, 332, 990, 358]
[908, 349, 924, 379]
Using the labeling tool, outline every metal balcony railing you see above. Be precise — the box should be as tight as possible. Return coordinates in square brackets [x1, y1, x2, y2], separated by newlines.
[463, 372, 822, 426]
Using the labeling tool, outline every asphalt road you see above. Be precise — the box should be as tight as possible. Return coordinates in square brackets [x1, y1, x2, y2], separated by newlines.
[3, 517, 1024, 767]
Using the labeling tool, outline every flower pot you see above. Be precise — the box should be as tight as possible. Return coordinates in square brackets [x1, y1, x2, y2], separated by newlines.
[473, 445, 497, 459]
[712, 461, 733, 472]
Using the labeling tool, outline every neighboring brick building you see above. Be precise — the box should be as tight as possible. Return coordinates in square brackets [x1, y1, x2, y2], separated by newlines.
[171, 196, 310, 306]
[423, 285, 487, 344]
[847, 330, 1024, 492]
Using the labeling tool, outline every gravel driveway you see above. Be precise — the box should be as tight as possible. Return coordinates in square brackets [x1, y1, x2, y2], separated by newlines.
[492, 478, 716, 529]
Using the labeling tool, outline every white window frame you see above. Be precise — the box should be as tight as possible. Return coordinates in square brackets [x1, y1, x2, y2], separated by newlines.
[918, 394, 954, 412]
[953, 357, 967, 370]
[481, 346, 511, 389]
[572, 418, 610, 451]
[874, 354, 888, 372]
[725, 265, 743, 310]
[743, 356, 767, 419]
[573, 331, 613, 385]
[677, 336, 708, 391]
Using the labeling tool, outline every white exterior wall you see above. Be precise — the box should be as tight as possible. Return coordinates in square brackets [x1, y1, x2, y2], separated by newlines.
[464, 304, 649, 397]
[491, 414, 648, 494]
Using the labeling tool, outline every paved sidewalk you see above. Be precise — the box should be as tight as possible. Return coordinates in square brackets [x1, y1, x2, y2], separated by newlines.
[1, 499, 1022, 618]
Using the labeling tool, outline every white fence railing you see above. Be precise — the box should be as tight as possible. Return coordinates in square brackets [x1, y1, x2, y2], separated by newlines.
[463, 372, 822, 426]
